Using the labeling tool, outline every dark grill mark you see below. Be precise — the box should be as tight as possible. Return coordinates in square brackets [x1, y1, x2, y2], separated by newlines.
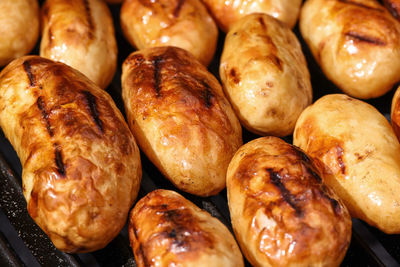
[153, 57, 163, 97]
[83, 91, 103, 132]
[267, 169, 302, 216]
[200, 81, 213, 108]
[345, 31, 386, 46]
[173, 0, 185, 17]
[82, 0, 95, 39]
[54, 144, 66, 176]
[268, 54, 283, 71]
[37, 97, 54, 137]
[384, 0, 400, 19]
[321, 185, 342, 215]
[336, 146, 346, 175]
[258, 17, 266, 29]
[23, 60, 36, 87]
[48, 27, 54, 47]
[229, 68, 240, 84]
[339, 0, 383, 12]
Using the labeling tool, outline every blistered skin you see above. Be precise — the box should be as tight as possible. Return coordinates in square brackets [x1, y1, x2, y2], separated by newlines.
[0, 0, 39, 67]
[122, 47, 242, 197]
[300, 0, 400, 99]
[201, 0, 301, 32]
[0, 56, 142, 252]
[294, 94, 400, 234]
[220, 14, 312, 137]
[120, 0, 218, 66]
[227, 137, 351, 267]
[40, 0, 117, 89]
[129, 189, 244, 267]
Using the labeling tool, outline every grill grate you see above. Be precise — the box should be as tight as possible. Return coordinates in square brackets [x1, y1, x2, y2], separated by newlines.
[0, 2, 400, 267]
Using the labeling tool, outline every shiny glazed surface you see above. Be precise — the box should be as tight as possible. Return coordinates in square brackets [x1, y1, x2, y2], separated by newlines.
[0, 0, 39, 67]
[129, 189, 244, 267]
[122, 46, 242, 197]
[300, 0, 400, 99]
[120, 0, 218, 66]
[220, 13, 312, 137]
[0, 56, 142, 252]
[391, 86, 400, 140]
[294, 94, 400, 234]
[201, 0, 301, 32]
[227, 136, 351, 267]
[40, 0, 117, 89]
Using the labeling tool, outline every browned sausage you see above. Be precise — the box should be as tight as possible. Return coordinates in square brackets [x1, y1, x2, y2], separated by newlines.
[0, 56, 142, 252]
[129, 189, 244, 267]
[122, 46, 242, 196]
[227, 136, 352, 267]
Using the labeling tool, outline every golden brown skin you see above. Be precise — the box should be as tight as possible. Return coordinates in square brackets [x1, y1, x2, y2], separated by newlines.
[300, 0, 400, 99]
[227, 136, 351, 267]
[40, 0, 117, 89]
[0, 0, 39, 67]
[0, 56, 142, 253]
[220, 13, 312, 137]
[120, 0, 218, 66]
[129, 189, 244, 267]
[122, 47, 242, 197]
[294, 94, 400, 234]
[201, 0, 301, 32]
[391, 86, 400, 140]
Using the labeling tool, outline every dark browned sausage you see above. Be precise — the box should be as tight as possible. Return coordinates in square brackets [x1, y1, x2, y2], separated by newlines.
[0, 56, 142, 253]
[227, 136, 351, 266]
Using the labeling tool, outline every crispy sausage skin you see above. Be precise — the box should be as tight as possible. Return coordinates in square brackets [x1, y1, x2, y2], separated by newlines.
[227, 136, 351, 267]
[227, 137, 351, 266]
[40, 0, 117, 89]
[122, 47, 242, 197]
[0, 56, 142, 252]
[294, 94, 400, 234]
[129, 189, 244, 267]
[120, 0, 218, 66]
[220, 13, 312, 137]
[391, 86, 400, 140]
[201, 0, 302, 32]
[300, 0, 400, 99]
[0, 0, 39, 67]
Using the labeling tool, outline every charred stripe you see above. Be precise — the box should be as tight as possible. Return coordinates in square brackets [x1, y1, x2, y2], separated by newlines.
[23, 60, 36, 87]
[267, 169, 302, 216]
[83, 91, 103, 132]
[37, 96, 54, 136]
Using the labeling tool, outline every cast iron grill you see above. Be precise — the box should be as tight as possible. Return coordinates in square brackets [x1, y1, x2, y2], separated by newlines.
[1, 2, 400, 267]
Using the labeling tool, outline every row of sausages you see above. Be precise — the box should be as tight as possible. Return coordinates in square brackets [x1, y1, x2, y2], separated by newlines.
[2, 0, 400, 266]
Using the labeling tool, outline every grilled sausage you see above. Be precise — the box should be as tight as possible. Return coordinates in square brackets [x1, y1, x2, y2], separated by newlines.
[0, 0, 39, 67]
[201, 0, 302, 32]
[220, 13, 312, 137]
[294, 94, 400, 234]
[122, 46, 242, 197]
[40, 0, 117, 89]
[300, 0, 400, 99]
[0, 56, 142, 252]
[120, 0, 218, 66]
[129, 189, 244, 267]
[227, 136, 352, 267]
